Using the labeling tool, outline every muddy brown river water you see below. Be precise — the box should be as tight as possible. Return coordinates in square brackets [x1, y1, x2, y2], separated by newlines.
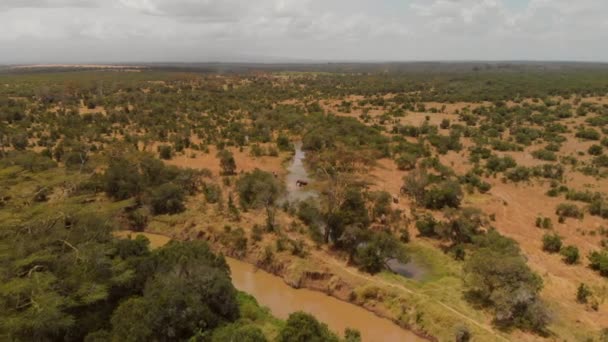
[114, 231, 423, 341]
[227, 257, 424, 342]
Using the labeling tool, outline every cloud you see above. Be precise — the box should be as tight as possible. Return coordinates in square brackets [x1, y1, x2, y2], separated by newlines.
[0, 0, 606, 63]
[0, 0, 103, 10]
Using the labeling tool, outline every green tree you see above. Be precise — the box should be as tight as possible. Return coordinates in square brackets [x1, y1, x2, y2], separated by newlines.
[355, 232, 407, 274]
[158, 145, 173, 160]
[589, 250, 608, 277]
[576, 283, 592, 304]
[104, 157, 142, 200]
[218, 149, 237, 175]
[148, 183, 186, 215]
[560, 245, 580, 264]
[542, 233, 562, 253]
[465, 231, 548, 331]
[344, 328, 362, 342]
[10, 133, 28, 150]
[423, 181, 463, 209]
[277, 312, 339, 342]
[212, 324, 267, 342]
[111, 246, 239, 341]
[236, 169, 281, 230]
[588, 144, 604, 156]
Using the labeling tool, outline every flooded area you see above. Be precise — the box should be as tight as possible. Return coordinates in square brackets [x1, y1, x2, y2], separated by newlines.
[285, 141, 318, 202]
[386, 259, 427, 281]
[227, 257, 424, 342]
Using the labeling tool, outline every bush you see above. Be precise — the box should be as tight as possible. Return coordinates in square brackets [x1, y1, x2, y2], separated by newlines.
[465, 231, 548, 332]
[588, 144, 604, 156]
[149, 183, 186, 215]
[440, 118, 451, 129]
[355, 232, 405, 274]
[395, 153, 417, 171]
[217, 149, 237, 175]
[236, 169, 281, 210]
[212, 324, 267, 342]
[531, 149, 557, 161]
[158, 145, 173, 160]
[423, 181, 462, 209]
[542, 233, 562, 253]
[589, 199, 608, 219]
[203, 182, 222, 204]
[575, 128, 600, 140]
[593, 154, 608, 167]
[576, 283, 592, 303]
[104, 158, 142, 200]
[560, 245, 580, 264]
[485, 155, 516, 172]
[277, 312, 339, 342]
[276, 134, 293, 151]
[589, 250, 608, 277]
[455, 325, 471, 342]
[555, 203, 584, 219]
[10, 133, 28, 150]
[416, 214, 438, 237]
[505, 166, 531, 182]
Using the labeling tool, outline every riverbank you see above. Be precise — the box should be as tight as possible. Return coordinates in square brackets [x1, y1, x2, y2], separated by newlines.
[114, 230, 429, 341]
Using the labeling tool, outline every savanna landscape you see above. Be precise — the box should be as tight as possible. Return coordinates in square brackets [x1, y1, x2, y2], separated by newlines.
[2, 62, 608, 342]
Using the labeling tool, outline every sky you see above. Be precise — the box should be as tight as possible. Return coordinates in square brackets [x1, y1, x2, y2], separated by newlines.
[1, 0, 607, 64]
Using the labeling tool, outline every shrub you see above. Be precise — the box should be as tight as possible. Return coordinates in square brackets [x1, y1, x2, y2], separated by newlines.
[203, 182, 222, 203]
[588, 144, 604, 156]
[217, 149, 237, 175]
[576, 283, 592, 303]
[158, 145, 173, 160]
[416, 214, 438, 237]
[555, 203, 584, 219]
[575, 128, 600, 140]
[276, 134, 293, 151]
[148, 183, 185, 215]
[465, 231, 548, 332]
[423, 181, 463, 209]
[593, 155, 608, 167]
[505, 166, 531, 182]
[485, 155, 516, 172]
[10, 133, 28, 150]
[560, 245, 580, 264]
[249, 144, 264, 157]
[566, 190, 600, 203]
[542, 233, 562, 253]
[589, 199, 608, 219]
[589, 250, 608, 277]
[455, 325, 471, 342]
[277, 312, 339, 342]
[531, 149, 557, 161]
[236, 169, 281, 210]
[395, 153, 417, 171]
[440, 118, 451, 129]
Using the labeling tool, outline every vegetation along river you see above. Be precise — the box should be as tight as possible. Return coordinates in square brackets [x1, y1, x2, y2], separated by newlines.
[114, 231, 423, 341]
[227, 257, 423, 342]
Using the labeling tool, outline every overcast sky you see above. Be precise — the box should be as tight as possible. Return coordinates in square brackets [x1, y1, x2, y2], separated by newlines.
[1, 0, 607, 64]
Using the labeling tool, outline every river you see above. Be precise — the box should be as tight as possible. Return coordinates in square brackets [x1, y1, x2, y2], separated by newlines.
[284, 141, 318, 203]
[227, 257, 423, 342]
[114, 231, 423, 341]
[111, 143, 425, 341]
